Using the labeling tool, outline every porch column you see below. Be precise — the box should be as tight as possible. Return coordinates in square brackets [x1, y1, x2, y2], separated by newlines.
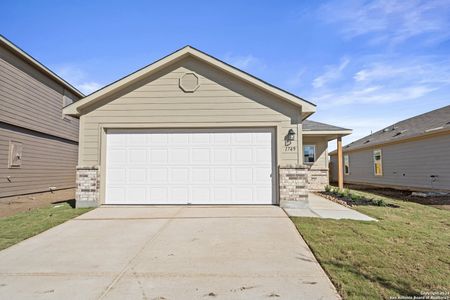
[337, 137, 344, 190]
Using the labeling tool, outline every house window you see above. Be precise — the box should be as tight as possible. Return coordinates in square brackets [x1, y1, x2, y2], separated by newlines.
[303, 145, 315, 164]
[373, 149, 383, 176]
[344, 154, 349, 175]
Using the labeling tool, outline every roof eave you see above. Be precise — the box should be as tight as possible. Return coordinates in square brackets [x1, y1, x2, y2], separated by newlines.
[63, 46, 316, 117]
[330, 127, 450, 155]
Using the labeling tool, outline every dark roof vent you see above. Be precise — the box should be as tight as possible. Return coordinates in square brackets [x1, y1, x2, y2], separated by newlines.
[363, 140, 370, 144]
[393, 130, 407, 137]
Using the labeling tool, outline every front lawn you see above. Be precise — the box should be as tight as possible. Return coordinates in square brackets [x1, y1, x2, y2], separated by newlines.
[0, 202, 92, 251]
[292, 189, 450, 299]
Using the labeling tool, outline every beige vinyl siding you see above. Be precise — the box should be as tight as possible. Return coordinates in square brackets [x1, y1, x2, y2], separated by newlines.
[303, 136, 328, 169]
[0, 124, 78, 197]
[79, 58, 302, 166]
[330, 133, 450, 191]
[0, 45, 79, 142]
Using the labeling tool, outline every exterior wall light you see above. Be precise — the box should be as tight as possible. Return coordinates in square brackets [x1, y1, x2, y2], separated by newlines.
[286, 129, 296, 142]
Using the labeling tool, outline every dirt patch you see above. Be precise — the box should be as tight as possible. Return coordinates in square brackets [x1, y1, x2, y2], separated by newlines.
[0, 188, 75, 218]
[339, 184, 450, 210]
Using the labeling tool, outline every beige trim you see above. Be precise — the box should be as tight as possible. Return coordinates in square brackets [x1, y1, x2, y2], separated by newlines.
[0, 35, 84, 98]
[337, 137, 343, 189]
[302, 130, 352, 135]
[63, 46, 316, 117]
[330, 129, 450, 156]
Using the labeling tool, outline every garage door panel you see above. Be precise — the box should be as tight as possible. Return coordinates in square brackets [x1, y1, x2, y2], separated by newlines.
[213, 168, 232, 183]
[255, 148, 271, 162]
[170, 168, 189, 183]
[254, 167, 272, 183]
[191, 168, 210, 184]
[169, 134, 189, 145]
[212, 149, 231, 164]
[129, 149, 147, 163]
[149, 187, 168, 202]
[148, 168, 168, 183]
[191, 134, 210, 144]
[234, 168, 253, 184]
[109, 149, 127, 164]
[233, 187, 253, 203]
[170, 187, 189, 202]
[213, 187, 232, 202]
[128, 134, 147, 146]
[105, 129, 274, 205]
[169, 148, 190, 164]
[190, 187, 211, 204]
[126, 188, 147, 203]
[191, 148, 210, 164]
[128, 169, 146, 184]
[149, 134, 168, 145]
[107, 187, 126, 204]
[108, 168, 126, 183]
[149, 149, 168, 163]
[233, 148, 253, 164]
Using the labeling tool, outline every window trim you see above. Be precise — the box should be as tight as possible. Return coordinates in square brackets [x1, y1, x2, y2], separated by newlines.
[344, 154, 350, 175]
[373, 149, 383, 176]
[303, 144, 316, 164]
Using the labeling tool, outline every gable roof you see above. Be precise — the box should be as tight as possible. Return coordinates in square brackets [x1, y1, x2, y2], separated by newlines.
[332, 105, 450, 154]
[63, 45, 316, 117]
[0, 34, 84, 98]
[303, 120, 351, 132]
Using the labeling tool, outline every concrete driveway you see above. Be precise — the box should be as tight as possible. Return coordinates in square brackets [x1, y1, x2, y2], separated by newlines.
[0, 206, 340, 299]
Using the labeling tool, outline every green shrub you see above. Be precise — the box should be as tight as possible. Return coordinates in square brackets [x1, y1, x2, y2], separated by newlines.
[372, 199, 386, 206]
[325, 185, 331, 193]
[343, 189, 351, 198]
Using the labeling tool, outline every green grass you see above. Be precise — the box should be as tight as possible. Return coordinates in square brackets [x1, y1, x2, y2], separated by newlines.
[292, 190, 450, 300]
[0, 202, 92, 251]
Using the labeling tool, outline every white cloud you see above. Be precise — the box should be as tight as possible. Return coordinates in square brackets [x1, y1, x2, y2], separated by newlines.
[312, 57, 349, 88]
[310, 55, 450, 108]
[286, 68, 306, 87]
[54, 65, 103, 95]
[317, 85, 434, 108]
[319, 0, 450, 45]
[78, 82, 103, 94]
[223, 53, 266, 71]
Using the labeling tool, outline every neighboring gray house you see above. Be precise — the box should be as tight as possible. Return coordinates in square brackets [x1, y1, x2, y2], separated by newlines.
[0, 35, 84, 198]
[63, 46, 351, 208]
[330, 105, 450, 192]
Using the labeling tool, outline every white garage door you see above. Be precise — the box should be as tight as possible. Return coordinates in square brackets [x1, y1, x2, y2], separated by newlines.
[105, 128, 275, 205]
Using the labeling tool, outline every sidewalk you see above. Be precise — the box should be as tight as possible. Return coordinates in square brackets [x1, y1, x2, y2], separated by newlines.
[284, 193, 376, 221]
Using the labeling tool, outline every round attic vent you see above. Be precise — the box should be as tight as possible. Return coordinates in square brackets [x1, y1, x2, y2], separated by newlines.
[179, 72, 200, 92]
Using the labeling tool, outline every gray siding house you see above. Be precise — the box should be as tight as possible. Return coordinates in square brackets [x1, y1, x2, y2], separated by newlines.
[330, 105, 450, 192]
[0, 35, 83, 198]
[63, 46, 351, 208]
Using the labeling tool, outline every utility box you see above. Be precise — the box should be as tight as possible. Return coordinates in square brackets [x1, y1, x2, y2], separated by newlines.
[8, 141, 23, 168]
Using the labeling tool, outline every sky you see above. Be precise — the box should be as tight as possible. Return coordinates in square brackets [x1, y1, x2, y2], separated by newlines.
[1, 0, 450, 150]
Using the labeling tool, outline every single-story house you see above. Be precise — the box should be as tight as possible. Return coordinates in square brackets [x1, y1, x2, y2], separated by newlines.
[330, 105, 450, 192]
[0, 35, 83, 198]
[63, 46, 351, 208]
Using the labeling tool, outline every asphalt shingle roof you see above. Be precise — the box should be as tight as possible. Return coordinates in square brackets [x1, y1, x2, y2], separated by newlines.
[303, 120, 351, 132]
[342, 105, 450, 151]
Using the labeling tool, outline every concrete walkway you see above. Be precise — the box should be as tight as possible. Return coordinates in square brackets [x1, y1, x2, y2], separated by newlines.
[0, 206, 340, 299]
[284, 193, 376, 221]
